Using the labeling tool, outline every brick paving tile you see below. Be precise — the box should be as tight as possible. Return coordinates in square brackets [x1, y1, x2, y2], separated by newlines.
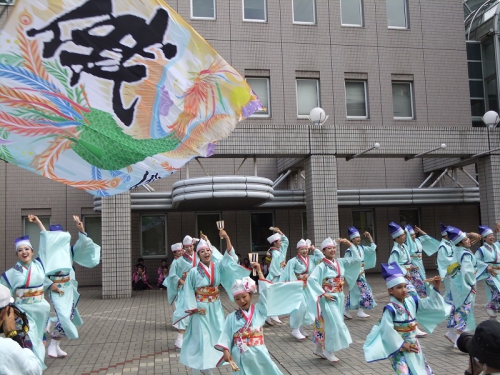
[43, 271, 496, 375]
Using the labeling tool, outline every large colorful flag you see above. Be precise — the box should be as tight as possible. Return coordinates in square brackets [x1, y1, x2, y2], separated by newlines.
[0, 0, 261, 195]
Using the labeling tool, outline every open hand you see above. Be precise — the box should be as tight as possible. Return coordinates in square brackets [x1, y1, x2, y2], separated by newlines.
[73, 215, 85, 233]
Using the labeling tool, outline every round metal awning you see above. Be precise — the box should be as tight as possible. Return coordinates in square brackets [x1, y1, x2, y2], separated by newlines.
[171, 176, 274, 210]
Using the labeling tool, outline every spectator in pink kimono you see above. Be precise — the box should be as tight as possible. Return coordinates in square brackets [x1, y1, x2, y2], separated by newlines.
[133, 265, 152, 290]
[158, 259, 169, 289]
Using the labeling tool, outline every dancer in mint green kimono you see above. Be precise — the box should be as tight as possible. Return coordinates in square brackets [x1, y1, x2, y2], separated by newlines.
[344, 226, 376, 319]
[307, 237, 361, 364]
[475, 225, 500, 318]
[404, 225, 441, 297]
[436, 223, 459, 344]
[215, 265, 304, 375]
[446, 226, 495, 348]
[279, 239, 324, 340]
[265, 228, 289, 325]
[38, 216, 101, 358]
[363, 263, 451, 375]
[1, 234, 51, 370]
[387, 222, 428, 337]
[179, 230, 251, 375]
[166, 235, 197, 349]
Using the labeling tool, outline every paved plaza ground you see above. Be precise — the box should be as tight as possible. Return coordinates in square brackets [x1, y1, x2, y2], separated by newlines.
[43, 271, 494, 375]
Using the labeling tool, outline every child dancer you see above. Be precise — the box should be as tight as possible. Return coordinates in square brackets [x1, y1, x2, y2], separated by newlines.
[215, 264, 304, 374]
[446, 226, 496, 347]
[265, 227, 289, 325]
[363, 263, 451, 374]
[475, 225, 500, 318]
[179, 230, 249, 375]
[344, 227, 376, 319]
[280, 239, 324, 340]
[307, 237, 361, 363]
[388, 222, 428, 337]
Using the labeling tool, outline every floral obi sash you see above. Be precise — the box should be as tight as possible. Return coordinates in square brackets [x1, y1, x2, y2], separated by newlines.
[15, 285, 44, 304]
[48, 273, 71, 289]
[322, 277, 344, 293]
[393, 321, 418, 333]
[411, 253, 422, 259]
[195, 286, 220, 303]
[233, 327, 264, 347]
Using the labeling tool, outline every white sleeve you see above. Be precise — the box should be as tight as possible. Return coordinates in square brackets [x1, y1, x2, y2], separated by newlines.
[0, 338, 43, 375]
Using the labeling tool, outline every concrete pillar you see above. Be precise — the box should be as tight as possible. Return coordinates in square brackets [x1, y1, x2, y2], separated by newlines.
[101, 192, 131, 299]
[305, 155, 339, 245]
[477, 155, 500, 226]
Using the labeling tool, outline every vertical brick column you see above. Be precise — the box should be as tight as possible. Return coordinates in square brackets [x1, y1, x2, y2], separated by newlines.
[101, 192, 131, 299]
[305, 155, 339, 244]
[478, 155, 500, 227]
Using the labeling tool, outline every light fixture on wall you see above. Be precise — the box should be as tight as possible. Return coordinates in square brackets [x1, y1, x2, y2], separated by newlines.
[404, 143, 446, 161]
[346, 143, 380, 161]
[308, 107, 328, 126]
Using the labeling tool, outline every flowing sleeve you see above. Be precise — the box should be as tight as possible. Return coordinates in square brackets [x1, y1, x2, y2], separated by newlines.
[339, 257, 362, 291]
[166, 260, 180, 305]
[363, 308, 404, 363]
[415, 285, 452, 333]
[258, 279, 304, 317]
[279, 258, 297, 282]
[183, 269, 199, 311]
[364, 243, 377, 270]
[38, 231, 72, 274]
[419, 235, 440, 256]
[312, 248, 325, 264]
[388, 247, 407, 276]
[228, 246, 239, 263]
[214, 313, 235, 354]
[72, 232, 101, 268]
[210, 244, 224, 262]
[218, 252, 253, 302]
[280, 235, 289, 259]
[305, 265, 326, 317]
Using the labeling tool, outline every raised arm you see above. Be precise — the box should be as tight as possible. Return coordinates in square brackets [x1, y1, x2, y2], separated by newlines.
[28, 215, 46, 231]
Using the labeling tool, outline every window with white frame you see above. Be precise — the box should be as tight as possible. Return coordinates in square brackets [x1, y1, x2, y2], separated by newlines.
[22, 216, 51, 255]
[293, 0, 316, 24]
[141, 215, 166, 257]
[341, 0, 363, 27]
[83, 216, 102, 246]
[296, 79, 319, 118]
[191, 0, 216, 19]
[386, 0, 408, 28]
[243, 0, 267, 21]
[345, 80, 368, 118]
[392, 81, 414, 119]
[246, 77, 270, 117]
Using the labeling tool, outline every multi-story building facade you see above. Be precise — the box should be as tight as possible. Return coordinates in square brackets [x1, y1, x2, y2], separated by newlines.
[1, 0, 497, 299]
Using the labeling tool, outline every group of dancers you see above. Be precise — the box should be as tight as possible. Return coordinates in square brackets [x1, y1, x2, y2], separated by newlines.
[2, 216, 499, 374]
[0, 215, 101, 373]
[164, 222, 500, 375]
